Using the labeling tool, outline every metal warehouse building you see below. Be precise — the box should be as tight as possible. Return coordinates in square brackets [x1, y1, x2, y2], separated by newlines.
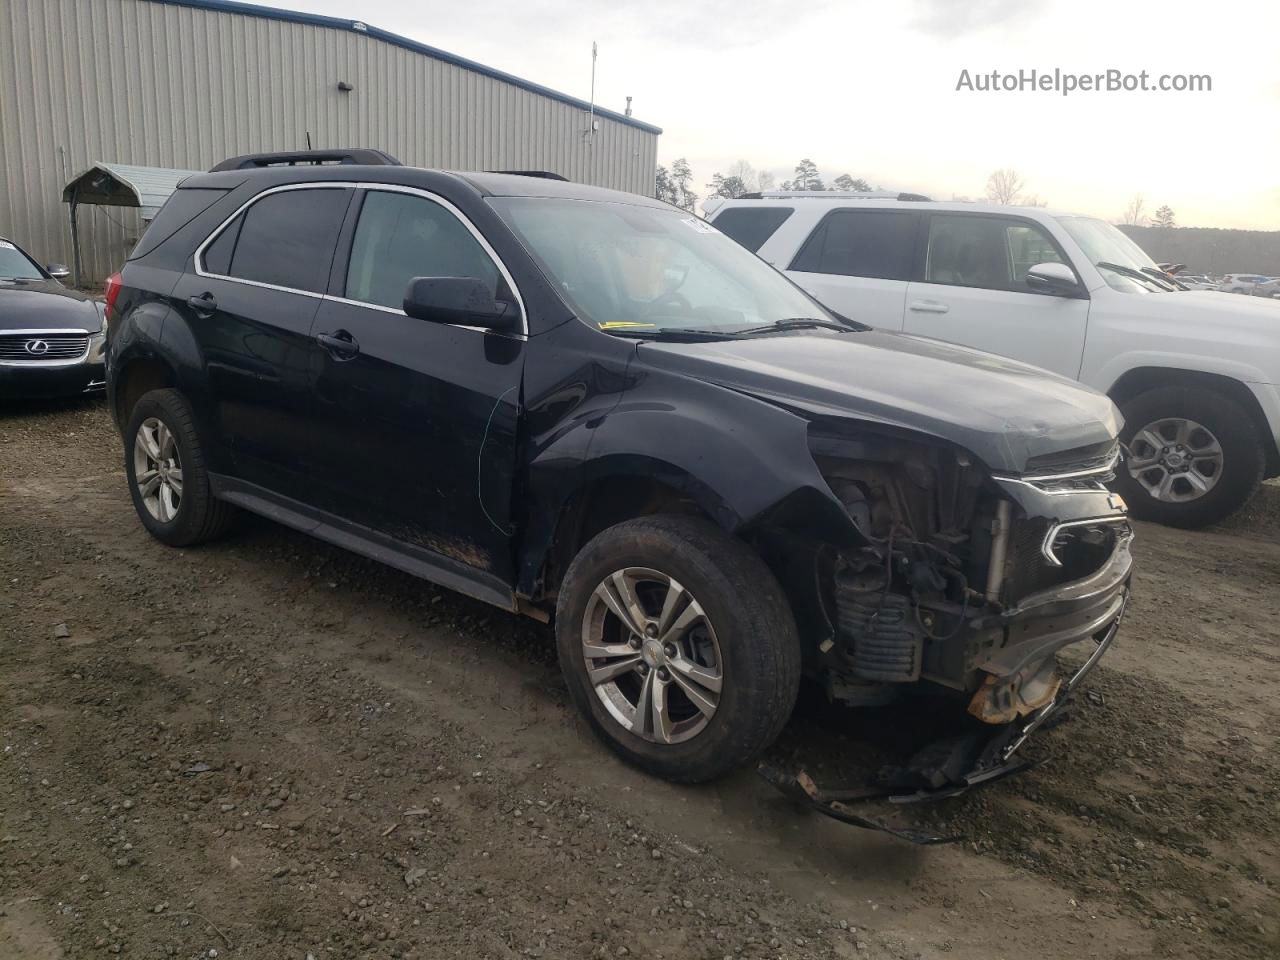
[0, 0, 662, 282]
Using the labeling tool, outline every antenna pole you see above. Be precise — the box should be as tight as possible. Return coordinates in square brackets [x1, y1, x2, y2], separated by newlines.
[587, 41, 597, 140]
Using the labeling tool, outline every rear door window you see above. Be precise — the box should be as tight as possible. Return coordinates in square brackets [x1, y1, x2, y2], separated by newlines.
[208, 187, 350, 293]
[711, 207, 794, 253]
[788, 210, 921, 281]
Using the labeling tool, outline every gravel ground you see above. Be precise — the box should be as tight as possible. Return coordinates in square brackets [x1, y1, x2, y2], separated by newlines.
[1, 397, 1277, 960]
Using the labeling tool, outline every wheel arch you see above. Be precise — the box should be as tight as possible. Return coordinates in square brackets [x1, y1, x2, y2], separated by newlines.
[1107, 366, 1279, 477]
[111, 355, 178, 431]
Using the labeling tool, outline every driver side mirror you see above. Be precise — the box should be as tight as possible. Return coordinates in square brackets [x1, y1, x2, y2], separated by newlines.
[402, 277, 519, 332]
[1025, 262, 1082, 297]
[46, 263, 71, 280]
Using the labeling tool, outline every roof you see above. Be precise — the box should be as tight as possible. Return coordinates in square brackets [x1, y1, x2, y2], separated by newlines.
[708, 196, 1082, 220]
[149, 0, 663, 135]
[182, 163, 673, 209]
[63, 163, 204, 218]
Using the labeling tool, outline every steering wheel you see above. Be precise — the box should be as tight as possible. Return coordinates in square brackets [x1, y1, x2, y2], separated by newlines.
[643, 292, 691, 317]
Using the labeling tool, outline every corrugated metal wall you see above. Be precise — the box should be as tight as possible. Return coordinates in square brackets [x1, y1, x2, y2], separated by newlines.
[0, 0, 660, 282]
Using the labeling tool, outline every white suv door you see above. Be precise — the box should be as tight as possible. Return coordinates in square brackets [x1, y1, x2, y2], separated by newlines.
[781, 209, 923, 331]
[902, 213, 1090, 379]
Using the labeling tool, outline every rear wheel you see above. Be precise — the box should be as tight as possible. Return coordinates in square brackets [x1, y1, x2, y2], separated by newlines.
[1114, 385, 1264, 528]
[555, 516, 801, 783]
[124, 389, 236, 546]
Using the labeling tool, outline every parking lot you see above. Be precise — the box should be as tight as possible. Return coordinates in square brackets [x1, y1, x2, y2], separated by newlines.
[1, 397, 1277, 960]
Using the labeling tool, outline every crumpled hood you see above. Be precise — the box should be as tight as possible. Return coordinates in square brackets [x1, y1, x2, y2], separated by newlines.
[0, 280, 102, 332]
[638, 329, 1121, 474]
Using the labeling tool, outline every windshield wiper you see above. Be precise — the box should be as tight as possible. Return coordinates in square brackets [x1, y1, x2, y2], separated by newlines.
[734, 317, 860, 336]
[1097, 261, 1174, 291]
[604, 327, 743, 342]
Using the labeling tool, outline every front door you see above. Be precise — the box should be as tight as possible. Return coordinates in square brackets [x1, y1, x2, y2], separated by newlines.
[170, 185, 352, 496]
[902, 213, 1089, 379]
[306, 187, 525, 586]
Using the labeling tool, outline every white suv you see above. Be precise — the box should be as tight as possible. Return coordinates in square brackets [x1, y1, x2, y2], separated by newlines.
[704, 193, 1280, 528]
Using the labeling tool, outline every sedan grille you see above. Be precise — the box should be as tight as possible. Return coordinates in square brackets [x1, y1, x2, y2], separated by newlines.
[0, 333, 90, 362]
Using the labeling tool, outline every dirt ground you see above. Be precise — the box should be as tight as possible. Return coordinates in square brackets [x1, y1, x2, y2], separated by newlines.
[2, 398, 1277, 960]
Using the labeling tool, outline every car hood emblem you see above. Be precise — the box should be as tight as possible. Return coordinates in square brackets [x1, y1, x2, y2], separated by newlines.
[24, 339, 50, 355]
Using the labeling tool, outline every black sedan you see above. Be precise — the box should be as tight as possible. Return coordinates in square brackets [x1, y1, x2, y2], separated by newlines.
[1, 236, 106, 399]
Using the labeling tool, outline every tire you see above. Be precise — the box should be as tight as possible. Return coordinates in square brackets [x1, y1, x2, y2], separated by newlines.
[124, 388, 236, 546]
[555, 515, 801, 783]
[1113, 385, 1265, 528]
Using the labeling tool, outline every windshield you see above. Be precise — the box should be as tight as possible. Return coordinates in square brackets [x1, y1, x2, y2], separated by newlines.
[0, 240, 44, 280]
[1055, 216, 1169, 293]
[489, 197, 846, 334]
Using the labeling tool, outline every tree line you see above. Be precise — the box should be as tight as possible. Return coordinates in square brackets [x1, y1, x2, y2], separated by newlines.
[655, 158, 875, 211]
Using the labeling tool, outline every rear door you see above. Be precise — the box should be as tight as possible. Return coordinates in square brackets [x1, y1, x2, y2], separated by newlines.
[305, 186, 526, 587]
[902, 213, 1090, 378]
[171, 184, 352, 496]
[782, 209, 922, 330]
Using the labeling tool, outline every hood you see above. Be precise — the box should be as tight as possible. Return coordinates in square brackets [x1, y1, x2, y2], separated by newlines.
[0, 279, 102, 332]
[638, 329, 1121, 474]
[1162, 289, 1280, 326]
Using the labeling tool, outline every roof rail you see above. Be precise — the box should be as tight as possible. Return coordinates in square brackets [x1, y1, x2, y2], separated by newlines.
[486, 170, 569, 181]
[753, 190, 932, 201]
[209, 149, 402, 172]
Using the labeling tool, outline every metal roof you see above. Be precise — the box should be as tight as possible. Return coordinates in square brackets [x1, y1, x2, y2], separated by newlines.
[149, 0, 663, 135]
[62, 163, 204, 218]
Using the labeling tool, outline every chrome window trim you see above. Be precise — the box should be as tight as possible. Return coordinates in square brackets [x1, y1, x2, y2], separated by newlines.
[1041, 516, 1131, 567]
[0, 329, 93, 367]
[192, 181, 528, 338]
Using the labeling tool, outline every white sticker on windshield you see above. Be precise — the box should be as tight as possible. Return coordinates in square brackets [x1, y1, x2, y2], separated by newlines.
[0, 241, 15, 250]
[681, 217, 717, 235]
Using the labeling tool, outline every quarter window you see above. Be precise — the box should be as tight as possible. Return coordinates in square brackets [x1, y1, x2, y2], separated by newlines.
[206, 188, 350, 294]
[344, 191, 499, 309]
[925, 215, 1067, 292]
[788, 210, 920, 281]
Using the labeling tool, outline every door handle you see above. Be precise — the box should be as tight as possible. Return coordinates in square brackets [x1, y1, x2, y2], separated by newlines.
[186, 293, 217, 317]
[908, 300, 949, 314]
[316, 330, 360, 359]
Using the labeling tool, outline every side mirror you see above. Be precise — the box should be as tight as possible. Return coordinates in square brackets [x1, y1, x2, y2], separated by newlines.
[46, 263, 71, 280]
[403, 277, 518, 331]
[1025, 262, 1081, 297]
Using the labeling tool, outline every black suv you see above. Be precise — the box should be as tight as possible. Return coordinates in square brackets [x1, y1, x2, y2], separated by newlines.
[106, 153, 1131, 792]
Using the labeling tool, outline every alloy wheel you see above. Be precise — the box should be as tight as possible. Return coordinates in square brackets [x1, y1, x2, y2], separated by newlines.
[133, 417, 184, 522]
[1126, 417, 1223, 503]
[581, 567, 723, 745]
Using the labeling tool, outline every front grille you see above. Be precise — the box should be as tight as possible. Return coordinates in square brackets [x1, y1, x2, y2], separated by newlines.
[1023, 440, 1120, 478]
[1005, 517, 1121, 601]
[0, 333, 90, 362]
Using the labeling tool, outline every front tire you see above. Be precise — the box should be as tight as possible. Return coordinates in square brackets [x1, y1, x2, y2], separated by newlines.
[555, 516, 801, 783]
[124, 388, 236, 546]
[1114, 385, 1264, 528]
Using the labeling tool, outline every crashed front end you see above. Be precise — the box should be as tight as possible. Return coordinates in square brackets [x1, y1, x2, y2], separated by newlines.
[778, 429, 1131, 825]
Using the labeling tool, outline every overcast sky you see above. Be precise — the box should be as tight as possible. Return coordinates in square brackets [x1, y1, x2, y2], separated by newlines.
[268, 0, 1278, 229]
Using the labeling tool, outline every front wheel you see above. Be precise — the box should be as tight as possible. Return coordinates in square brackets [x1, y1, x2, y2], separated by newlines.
[555, 516, 801, 783]
[1113, 385, 1265, 528]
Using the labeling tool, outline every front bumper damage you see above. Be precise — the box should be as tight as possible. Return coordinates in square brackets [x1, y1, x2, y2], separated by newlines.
[762, 490, 1132, 844]
[758, 592, 1124, 843]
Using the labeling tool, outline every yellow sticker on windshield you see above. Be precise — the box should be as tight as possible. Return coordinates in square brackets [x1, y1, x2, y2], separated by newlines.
[598, 321, 657, 329]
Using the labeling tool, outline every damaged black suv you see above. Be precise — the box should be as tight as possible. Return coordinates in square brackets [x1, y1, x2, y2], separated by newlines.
[106, 152, 1131, 796]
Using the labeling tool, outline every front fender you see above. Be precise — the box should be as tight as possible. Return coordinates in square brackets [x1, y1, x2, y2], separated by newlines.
[516, 369, 862, 595]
